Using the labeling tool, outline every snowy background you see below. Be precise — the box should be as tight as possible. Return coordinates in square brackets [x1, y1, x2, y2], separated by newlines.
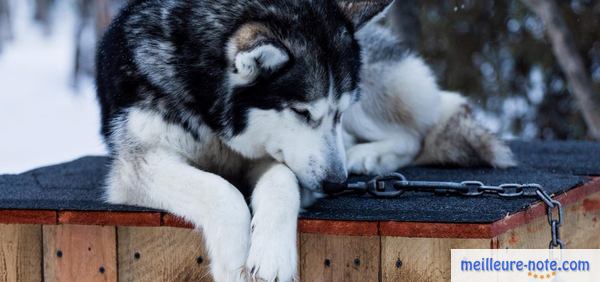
[0, 0, 105, 174]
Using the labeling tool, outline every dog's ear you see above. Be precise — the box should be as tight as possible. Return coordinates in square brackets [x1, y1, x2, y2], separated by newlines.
[227, 23, 289, 86]
[337, 0, 394, 29]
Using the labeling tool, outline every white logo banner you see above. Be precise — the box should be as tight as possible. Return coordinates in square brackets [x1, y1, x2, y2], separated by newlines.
[451, 249, 599, 282]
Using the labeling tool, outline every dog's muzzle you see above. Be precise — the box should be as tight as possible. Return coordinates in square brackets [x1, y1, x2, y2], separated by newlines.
[320, 169, 348, 194]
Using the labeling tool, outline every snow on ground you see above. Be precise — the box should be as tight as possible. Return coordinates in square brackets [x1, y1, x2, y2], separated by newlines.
[0, 1, 106, 174]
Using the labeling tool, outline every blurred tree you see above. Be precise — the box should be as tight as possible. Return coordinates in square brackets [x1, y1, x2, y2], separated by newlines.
[418, 0, 600, 140]
[95, 0, 114, 35]
[521, 0, 600, 139]
[73, 0, 124, 87]
[34, 0, 55, 35]
[73, 0, 95, 86]
[0, 0, 11, 52]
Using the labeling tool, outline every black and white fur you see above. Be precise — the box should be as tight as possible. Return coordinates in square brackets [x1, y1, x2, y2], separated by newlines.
[96, 1, 514, 281]
[344, 7, 516, 175]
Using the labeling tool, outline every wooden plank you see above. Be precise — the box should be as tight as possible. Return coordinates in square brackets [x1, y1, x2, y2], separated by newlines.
[497, 190, 600, 249]
[299, 233, 380, 282]
[381, 237, 489, 282]
[0, 224, 42, 282]
[43, 225, 117, 282]
[117, 226, 212, 282]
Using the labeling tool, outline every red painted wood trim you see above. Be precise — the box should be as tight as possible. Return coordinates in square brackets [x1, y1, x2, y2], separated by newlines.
[58, 211, 161, 226]
[492, 177, 600, 236]
[0, 210, 57, 224]
[160, 215, 381, 237]
[379, 221, 493, 238]
[161, 213, 194, 229]
[298, 219, 379, 236]
[488, 176, 600, 237]
[558, 177, 600, 208]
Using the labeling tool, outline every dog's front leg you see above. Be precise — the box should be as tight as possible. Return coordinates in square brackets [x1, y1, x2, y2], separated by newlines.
[106, 150, 250, 282]
[246, 161, 300, 282]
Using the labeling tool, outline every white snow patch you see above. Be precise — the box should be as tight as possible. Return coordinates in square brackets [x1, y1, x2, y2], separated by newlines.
[0, 0, 106, 174]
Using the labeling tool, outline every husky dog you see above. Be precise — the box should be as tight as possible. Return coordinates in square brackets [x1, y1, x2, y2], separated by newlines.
[96, 0, 514, 281]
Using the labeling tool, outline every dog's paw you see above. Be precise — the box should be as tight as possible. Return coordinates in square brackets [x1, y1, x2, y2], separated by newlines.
[346, 142, 414, 175]
[246, 223, 297, 282]
[212, 266, 249, 282]
[211, 238, 250, 282]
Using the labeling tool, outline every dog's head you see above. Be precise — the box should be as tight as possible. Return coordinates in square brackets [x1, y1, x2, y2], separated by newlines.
[221, 0, 393, 190]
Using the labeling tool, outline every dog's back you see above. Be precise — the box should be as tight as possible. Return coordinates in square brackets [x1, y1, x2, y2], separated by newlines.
[343, 14, 515, 174]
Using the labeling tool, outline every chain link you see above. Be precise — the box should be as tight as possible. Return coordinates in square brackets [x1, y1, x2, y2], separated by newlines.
[325, 173, 565, 249]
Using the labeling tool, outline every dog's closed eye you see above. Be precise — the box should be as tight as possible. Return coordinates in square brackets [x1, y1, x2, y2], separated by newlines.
[291, 108, 312, 122]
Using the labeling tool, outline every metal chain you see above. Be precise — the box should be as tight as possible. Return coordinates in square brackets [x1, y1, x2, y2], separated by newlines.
[325, 173, 565, 249]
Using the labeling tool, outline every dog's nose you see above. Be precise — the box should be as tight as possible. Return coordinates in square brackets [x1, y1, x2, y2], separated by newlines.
[321, 175, 348, 194]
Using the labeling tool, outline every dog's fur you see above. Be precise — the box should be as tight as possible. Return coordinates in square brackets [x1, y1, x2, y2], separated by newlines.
[343, 12, 516, 175]
[96, 0, 515, 281]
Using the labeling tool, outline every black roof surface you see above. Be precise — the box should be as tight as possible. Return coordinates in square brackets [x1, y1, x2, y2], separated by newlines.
[1, 141, 599, 223]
